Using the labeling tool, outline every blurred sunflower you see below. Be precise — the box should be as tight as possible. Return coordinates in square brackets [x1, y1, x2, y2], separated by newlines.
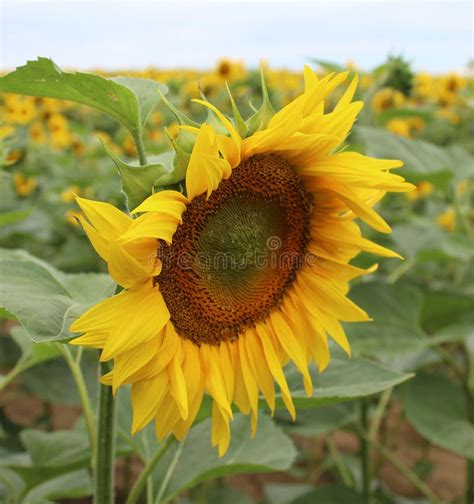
[70, 67, 413, 455]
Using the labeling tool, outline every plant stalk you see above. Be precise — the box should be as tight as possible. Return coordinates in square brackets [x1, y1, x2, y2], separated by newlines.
[359, 398, 371, 503]
[94, 361, 116, 504]
[56, 344, 96, 460]
[125, 436, 175, 504]
[464, 381, 474, 504]
[134, 130, 148, 166]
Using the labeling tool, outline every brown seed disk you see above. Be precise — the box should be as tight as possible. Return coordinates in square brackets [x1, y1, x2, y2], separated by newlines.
[156, 154, 311, 346]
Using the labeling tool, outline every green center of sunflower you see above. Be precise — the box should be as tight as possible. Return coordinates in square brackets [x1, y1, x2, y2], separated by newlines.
[156, 154, 311, 346]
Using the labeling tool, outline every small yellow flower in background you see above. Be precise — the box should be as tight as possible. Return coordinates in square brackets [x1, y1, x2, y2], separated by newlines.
[441, 72, 466, 93]
[72, 140, 86, 156]
[147, 129, 163, 142]
[372, 87, 405, 112]
[4, 95, 37, 125]
[413, 73, 433, 99]
[405, 181, 434, 201]
[61, 185, 81, 203]
[386, 117, 425, 138]
[0, 125, 15, 139]
[214, 58, 246, 82]
[5, 149, 24, 166]
[166, 122, 180, 139]
[437, 207, 456, 232]
[123, 136, 137, 157]
[386, 119, 412, 137]
[360, 74, 374, 89]
[70, 68, 413, 456]
[13, 173, 37, 196]
[29, 122, 47, 145]
[456, 180, 469, 196]
[437, 89, 456, 107]
[436, 107, 460, 124]
[66, 210, 83, 226]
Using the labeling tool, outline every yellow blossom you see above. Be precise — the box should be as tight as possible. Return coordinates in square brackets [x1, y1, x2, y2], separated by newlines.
[437, 208, 456, 232]
[13, 173, 37, 196]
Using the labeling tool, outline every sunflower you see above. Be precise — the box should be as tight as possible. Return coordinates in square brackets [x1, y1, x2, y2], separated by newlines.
[70, 67, 413, 455]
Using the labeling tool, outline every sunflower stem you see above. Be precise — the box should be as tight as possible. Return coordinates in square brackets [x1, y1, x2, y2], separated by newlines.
[94, 361, 116, 504]
[125, 436, 175, 504]
[56, 344, 96, 462]
[359, 398, 371, 503]
[133, 130, 148, 166]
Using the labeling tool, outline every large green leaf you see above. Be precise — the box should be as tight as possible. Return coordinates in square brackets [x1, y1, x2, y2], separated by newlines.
[345, 283, 427, 368]
[21, 470, 92, 504]
[0, 248, 115, 342]
[150, 414, 296, 504]
[402, 373, 474, 459]
[0, 58, 167, 137]
[276, 403, 356, 436]
[355, 126, 474, 182]
[0, 327, 60, 390]
[282, 355, 412, 410]
[0, 428, 93, 501]
[421, 289, 474, 333]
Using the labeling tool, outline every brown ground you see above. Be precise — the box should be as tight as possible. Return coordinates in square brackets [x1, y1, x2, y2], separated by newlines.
[0, 385, 466, 504]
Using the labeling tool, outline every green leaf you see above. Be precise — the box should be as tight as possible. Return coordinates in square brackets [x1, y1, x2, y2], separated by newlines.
[0, 327, 60, 390]
[0, 209, 31, 227]
[0, 248, 115, 342]
[111, 76, 167, 128]
[101, 139, 171, 209]
[0, 58, 167, 137]
[246, 66, 275, 134]
[20, 429, 90, 468]
[22, 470, 92, 503]
[276, 403, 356, 436]
[421, 289, 474, 333]
[151, 414, 296, 503]
[402, 373, 474, 459]
[281, 351, 413, 410]
[355, 126, 474, 183]
[264, 483, 314, 504]
[0, 467, 25, 503]
[345, 283, 426, 366]
[392, 218, 474, 262]
[291, 484, 365, 504]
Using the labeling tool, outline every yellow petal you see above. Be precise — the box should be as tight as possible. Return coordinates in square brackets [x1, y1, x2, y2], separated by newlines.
[76, 197, 131, 241]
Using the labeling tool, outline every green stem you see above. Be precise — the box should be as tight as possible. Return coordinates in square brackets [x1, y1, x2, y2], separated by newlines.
[359, 398, 371, 503]
[464, 382, 474, 504]
[94, 361, 116, 504]
[155, 438, 185, 504]
[134, 130, 148, 166]
[368, 387, 393, 442]
[363, 431, 442, 504]
[326, 434, 353, 487]
[125, 436, 175, 504]
[387, 258, 415, 284]
[56, 344, 96, 460]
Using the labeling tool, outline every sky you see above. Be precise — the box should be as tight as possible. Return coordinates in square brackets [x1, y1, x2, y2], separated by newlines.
[0, 0, 472, 73]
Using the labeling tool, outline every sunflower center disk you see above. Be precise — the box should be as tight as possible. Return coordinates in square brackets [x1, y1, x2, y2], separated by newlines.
[157, 154, 311, 346]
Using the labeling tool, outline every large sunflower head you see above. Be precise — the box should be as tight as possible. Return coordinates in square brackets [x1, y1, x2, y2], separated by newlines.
[70, 67, 414, 455]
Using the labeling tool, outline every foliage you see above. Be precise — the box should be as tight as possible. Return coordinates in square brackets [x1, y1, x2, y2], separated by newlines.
[0, 54, 473, 504]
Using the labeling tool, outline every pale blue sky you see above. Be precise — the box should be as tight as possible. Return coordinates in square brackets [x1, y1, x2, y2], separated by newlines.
[1, 1, 472, 73]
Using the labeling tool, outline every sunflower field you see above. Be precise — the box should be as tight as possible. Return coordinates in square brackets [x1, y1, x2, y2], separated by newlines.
[0, 56, 473, 504]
